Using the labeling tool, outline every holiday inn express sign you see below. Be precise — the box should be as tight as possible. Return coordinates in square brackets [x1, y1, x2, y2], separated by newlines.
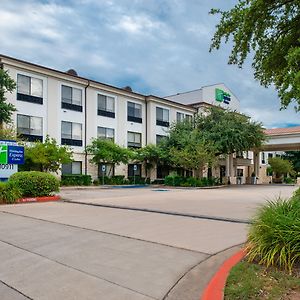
[215, 88, 231, 104]
[0, 140, 24, 180]
[0, 144, 24, 165]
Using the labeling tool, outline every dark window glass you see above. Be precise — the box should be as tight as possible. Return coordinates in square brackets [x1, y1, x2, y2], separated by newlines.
[128, 131, 141, 148]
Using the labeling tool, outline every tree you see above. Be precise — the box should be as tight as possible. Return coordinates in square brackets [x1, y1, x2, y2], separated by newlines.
[282, 151, 300, 174]
[195, 107, 266, 155]
[164, 119, 217, 177]
[210, 0, 300, 110]
[21, 136, 73, 173]
[86, 139, 133, 167]
[0, 69, 17, 128]
[268, 157, 295, 179]
[134, 144, 167, 180]
[0, 125, 18, 140]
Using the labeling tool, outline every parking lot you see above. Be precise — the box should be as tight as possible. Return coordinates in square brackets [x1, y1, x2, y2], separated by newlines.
[0, 185, 297, 300]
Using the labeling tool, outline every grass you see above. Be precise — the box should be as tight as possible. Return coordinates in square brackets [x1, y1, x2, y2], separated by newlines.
[245, 195, 300, 273]
[224, 261, 300, 300]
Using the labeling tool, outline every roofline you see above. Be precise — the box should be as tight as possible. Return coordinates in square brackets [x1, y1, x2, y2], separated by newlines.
[165, 82, 240, 103]
[0, 53, 196, 111]
[146, 95, 197, 112]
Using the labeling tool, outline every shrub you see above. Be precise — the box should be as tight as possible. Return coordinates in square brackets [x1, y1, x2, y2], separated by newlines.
[164, 175, 185, 186]
[127, 176, 150, 185]
[293, 187, 300, 199]
[246, 197, 300, 273]
[61, 174, 92, 186]
[10, 171, 60, 197]
[283, 177, 295, 184]
[0, 182, 22, 204]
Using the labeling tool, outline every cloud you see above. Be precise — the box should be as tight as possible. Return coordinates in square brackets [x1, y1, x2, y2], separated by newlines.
[0, 0, 298, 129]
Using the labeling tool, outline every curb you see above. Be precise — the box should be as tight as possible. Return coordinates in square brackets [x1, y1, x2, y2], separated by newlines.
[200, 249, 246, 300]
[17, 195, 61, 203]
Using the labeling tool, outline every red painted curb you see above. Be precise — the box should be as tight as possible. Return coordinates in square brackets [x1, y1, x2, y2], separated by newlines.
[17, 195, 61, 203]
[200, 249, 246, 300]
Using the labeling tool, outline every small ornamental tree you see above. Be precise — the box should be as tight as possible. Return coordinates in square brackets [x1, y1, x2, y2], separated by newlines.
[21, 136, 73, 173]
[268, 157, 295, 179]
[86, 138, 133, 166]
[134, 144, 167, 181]
[0, 69, 17, 129]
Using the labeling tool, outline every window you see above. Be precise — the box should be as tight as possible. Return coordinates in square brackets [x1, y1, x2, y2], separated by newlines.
[62, 161, 82, 175]
[61, 121, 82, 146]
[17, 74, 43, 104]
[17, 114, 43, 142]
[185, 114, 193, 122]
[61, 85, 82, 112]
[127, 131, 142, 148]
[268, 153, 273, 159]
[97, 94, 115, 118]
[128, 164, 142, 177]
[156, 107, 169, 127]
[97, 127, 114, 141]
[156, 135, 166, 145]
[127, 102, 142, 123]
[176, 112, 184, 122]
[262, 152, 266, 164]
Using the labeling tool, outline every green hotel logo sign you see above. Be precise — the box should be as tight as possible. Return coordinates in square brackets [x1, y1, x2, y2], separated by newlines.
[0, 145, 8, 164]
[215, 88, 231, 104]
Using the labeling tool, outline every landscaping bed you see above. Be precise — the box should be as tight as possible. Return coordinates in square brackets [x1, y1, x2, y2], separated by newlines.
[225, 260, 300, 300]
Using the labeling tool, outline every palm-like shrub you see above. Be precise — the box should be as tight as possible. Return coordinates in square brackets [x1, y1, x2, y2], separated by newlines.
[246, 196, 300, 273]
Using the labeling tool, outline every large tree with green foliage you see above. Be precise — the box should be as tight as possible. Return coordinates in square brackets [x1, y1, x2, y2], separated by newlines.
[163, 119, 217, 176]
[21, 136, 73, 173]
[195, 107, 266, 155]
[0, 69, 17, 128]
[210, 0, 300, 110]
[86, 139, 133, 166]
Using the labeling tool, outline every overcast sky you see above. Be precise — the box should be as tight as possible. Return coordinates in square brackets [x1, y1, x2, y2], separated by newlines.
[0, 0, 299, 128]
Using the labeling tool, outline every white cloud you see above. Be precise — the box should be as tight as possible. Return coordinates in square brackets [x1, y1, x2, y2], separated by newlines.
[0, 0, 298, 128]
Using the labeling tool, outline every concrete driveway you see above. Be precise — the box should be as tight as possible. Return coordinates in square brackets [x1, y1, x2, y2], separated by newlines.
[0, 185, 297, 300]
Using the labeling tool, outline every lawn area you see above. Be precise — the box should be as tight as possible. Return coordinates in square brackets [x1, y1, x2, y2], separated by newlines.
[224, 261, 300, 300]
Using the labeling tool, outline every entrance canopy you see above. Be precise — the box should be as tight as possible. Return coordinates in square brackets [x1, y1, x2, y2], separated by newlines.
[263, 126, 300, 151]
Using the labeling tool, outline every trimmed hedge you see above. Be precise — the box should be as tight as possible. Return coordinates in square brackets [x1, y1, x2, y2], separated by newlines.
[0, 182, 22, 204]
[10, 171, 60, 197]
[164, 175, 220, 187]
[61, 174, 92, 186]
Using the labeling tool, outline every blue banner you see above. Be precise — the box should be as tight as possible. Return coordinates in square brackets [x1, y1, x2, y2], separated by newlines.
[7, 146, 24, 164]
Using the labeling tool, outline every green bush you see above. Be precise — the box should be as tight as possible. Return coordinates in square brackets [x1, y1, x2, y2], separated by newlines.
[283, 177, 295, 184]
[165, 175, 220, 187]
[61, 174, 92, 186]
[293, 187, 300, 199]
[10, 171, 60, 197]
[0, 182, 22, 204]
[127, 176, 150, 185]
[164, 175, 185, 186]
[246, 197, 300, 273]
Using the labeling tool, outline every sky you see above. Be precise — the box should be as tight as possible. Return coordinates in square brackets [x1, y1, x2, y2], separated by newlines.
[0, 0, 299, 128]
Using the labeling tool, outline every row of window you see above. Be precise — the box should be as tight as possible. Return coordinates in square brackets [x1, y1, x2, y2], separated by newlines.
[62, 161, 142, 178]
[17, 114, 168, 147]
[16, 75, 192, 127]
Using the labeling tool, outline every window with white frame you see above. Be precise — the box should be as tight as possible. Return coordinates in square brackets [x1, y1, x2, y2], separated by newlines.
[156, 135, 166, 145]
[156, 107, 169, 127]
[62, 161, 82, 175]
[97, 94, 115, 118]
[127, 101, 142, 123]
[127, 131, 142, 148]
[97, 127, 114, 141]
[17, 114, 43, 142]
[61, 85, 82, 111]
[176, 112, 185, 122]
[17, 74, 43, 104]
[61, 121, 82, 146]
